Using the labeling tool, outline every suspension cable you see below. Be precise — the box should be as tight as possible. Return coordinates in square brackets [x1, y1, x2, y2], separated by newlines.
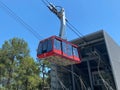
[42, 0, 49, 4]
[0, 1, 43, 40]
[66, 23, 86, 42]
[66, 20, 84, 37]
[41, 0, 48, 6]
[41, 0, 87, 43]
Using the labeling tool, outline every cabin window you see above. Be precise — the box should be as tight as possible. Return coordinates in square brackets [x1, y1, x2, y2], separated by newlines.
[42, 40, 48, 53]
[62, 41, 67, 54]
[38, 42, 42, 54]
[38, 39, 52, 54]
[47, 39, 52, 52]
[67, 44, 73, 56]
[54, 39, 61, 50]
[73, 47, 79, 57]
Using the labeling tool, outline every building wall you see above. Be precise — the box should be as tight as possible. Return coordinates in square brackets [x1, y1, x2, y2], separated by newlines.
[104, 32, 120, 90]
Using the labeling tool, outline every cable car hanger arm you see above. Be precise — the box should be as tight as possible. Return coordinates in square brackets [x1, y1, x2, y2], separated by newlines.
[47, 3, 66, 39]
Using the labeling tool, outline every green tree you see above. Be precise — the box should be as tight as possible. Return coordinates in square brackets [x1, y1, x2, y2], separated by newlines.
[14, 56, 41, 90]
[37, 60, 51, 90]
[0, 38, 41, 90]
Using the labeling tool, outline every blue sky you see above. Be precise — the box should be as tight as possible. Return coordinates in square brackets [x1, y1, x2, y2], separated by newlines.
[0, 0, 120, 59]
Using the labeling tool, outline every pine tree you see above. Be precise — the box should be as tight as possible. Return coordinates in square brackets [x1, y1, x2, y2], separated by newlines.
[0, 38, 42, 90]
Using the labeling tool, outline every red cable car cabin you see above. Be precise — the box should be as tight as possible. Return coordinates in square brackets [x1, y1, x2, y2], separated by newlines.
[37, 36, 81, 66]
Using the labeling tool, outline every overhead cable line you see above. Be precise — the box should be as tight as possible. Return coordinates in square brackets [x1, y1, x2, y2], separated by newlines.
[0, 1, 43, 40]
[41, 0, 87, 43]
[44, 0, 50, 4]
[66, 23, 86, 42]
[66, 23, 82, 38]
[66, 20, 84, 38]
[66, 20, 87, 43]
[41, 0, 48, 6]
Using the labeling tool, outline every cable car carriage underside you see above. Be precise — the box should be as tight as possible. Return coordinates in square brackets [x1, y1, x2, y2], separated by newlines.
[37, 36, 81, 66]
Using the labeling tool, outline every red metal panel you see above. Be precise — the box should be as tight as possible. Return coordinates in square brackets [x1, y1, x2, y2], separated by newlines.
[73, 56, 80, 61]
[68, 55, 74, 60]
[62, 52, 68, 58]
[37, 51, 54, 58]
[53, 49, 62, 55]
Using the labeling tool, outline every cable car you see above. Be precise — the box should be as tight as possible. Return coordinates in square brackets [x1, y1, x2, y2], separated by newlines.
[37, 36, 81, 66]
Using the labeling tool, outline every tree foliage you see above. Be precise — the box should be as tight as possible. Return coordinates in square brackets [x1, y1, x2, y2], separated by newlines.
[37, 60, 51, 89]
[0, 38, 50, 90]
